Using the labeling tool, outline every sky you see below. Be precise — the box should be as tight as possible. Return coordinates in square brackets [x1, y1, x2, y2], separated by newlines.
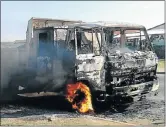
[1, 1, 164, 42]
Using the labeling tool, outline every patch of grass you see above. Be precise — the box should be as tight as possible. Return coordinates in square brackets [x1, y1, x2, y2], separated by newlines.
[157, 59, 165, 72]
[158, 60, 165, 69]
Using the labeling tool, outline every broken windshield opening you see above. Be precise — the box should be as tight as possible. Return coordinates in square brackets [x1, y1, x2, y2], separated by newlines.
[104, 28, 151, 53]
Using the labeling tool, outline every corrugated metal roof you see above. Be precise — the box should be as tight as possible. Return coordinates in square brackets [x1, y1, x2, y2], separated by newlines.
[148, 23, 165, 31]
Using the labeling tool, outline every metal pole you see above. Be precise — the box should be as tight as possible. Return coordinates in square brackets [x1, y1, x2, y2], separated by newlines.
[92, 29, 94, 53]
[55, 29, 58, 57]
[75, 28, 78, 56]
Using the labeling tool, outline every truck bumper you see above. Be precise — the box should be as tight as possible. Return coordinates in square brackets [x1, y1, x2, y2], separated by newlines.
[112, 78, 159, 97]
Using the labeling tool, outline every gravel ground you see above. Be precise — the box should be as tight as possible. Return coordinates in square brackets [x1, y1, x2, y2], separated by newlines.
[1, 74, 165, 126]
[97, 74, 165, 125]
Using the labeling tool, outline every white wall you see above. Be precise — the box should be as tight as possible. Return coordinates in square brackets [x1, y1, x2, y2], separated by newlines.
[1, 44, 28, 90]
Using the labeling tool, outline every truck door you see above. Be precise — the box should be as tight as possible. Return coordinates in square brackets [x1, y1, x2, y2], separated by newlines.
[75, 29, 105, 85]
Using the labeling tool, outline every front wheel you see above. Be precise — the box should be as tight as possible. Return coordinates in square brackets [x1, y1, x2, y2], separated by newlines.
[110, 103, 131, 113]
[93, 95, 134, 113]
[65, 82, 94, 114]
[108, 96, 134, 112]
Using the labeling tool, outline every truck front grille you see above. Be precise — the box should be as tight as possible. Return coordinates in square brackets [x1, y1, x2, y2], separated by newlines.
[109, 71, 157, 87]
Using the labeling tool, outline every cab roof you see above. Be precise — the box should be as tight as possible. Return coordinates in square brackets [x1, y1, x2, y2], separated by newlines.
[68, 21, 145, 29]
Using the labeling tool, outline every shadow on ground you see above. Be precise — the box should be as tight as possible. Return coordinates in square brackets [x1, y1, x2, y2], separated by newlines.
[1, 95, 118, 118]
[1, 96, 76, 118]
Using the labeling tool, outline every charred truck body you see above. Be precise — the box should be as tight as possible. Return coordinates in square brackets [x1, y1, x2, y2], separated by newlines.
[6, 19, 159, 112]
[62, 22, 159, 110]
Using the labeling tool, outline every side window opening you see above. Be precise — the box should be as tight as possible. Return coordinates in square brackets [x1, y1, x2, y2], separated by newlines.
[54, 28, 68, 48]
[77, 29, 102, 55]
[78, 30, 93, 54]
[125, 29, 148, 51]
[66, 28, 102, 55]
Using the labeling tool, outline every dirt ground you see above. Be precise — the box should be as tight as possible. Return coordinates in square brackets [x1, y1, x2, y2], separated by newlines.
[1, 117, 137, 126]
[1, 74, 165, 126]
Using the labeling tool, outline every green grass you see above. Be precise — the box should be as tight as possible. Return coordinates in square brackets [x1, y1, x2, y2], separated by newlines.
[158, 59, 165, 69]
[157, 59, 165, 72]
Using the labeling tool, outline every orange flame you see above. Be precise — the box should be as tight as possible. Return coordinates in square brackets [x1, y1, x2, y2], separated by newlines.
[66, 82, 94, 113]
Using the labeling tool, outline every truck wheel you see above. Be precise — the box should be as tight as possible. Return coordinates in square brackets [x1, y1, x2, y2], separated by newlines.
[138, 96, 146, 101]
[111, 104, 130, 113]
[65, 82, 94, 114]
[91, 92, 110, 113]
[109, 96, 133, 112]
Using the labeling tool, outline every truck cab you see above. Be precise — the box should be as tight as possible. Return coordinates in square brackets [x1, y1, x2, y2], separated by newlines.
[63, 22, 159, 111]
[101, 22, 159, 101]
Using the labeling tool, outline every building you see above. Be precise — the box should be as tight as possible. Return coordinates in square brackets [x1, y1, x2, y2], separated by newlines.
[147, 23, 165, 46]
[147, 23, 165, 59]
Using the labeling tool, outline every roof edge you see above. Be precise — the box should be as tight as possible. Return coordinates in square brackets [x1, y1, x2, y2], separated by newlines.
[29, 17, 82, 22]
[147, 23, 165, 30]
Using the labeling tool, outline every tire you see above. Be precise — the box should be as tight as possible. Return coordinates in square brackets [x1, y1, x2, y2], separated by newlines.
[65, 81, 94, 113]
[111, 104, 130, 113]
[138, 95, 147, 101]
[108, 96, 133, 113]
[91, 92, 110, 113]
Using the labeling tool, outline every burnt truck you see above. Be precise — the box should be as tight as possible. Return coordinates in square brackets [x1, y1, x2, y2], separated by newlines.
[6, 19, 159, 112]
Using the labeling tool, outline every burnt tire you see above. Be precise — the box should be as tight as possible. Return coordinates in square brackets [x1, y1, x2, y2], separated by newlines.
[65, 82, 94, 113]
[91, 92, 111, 113]
[92, 97, 131, 113]
[108, 96, 134, 113]
[138, 95, 147, 101]
[93, 100, 111, 113]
